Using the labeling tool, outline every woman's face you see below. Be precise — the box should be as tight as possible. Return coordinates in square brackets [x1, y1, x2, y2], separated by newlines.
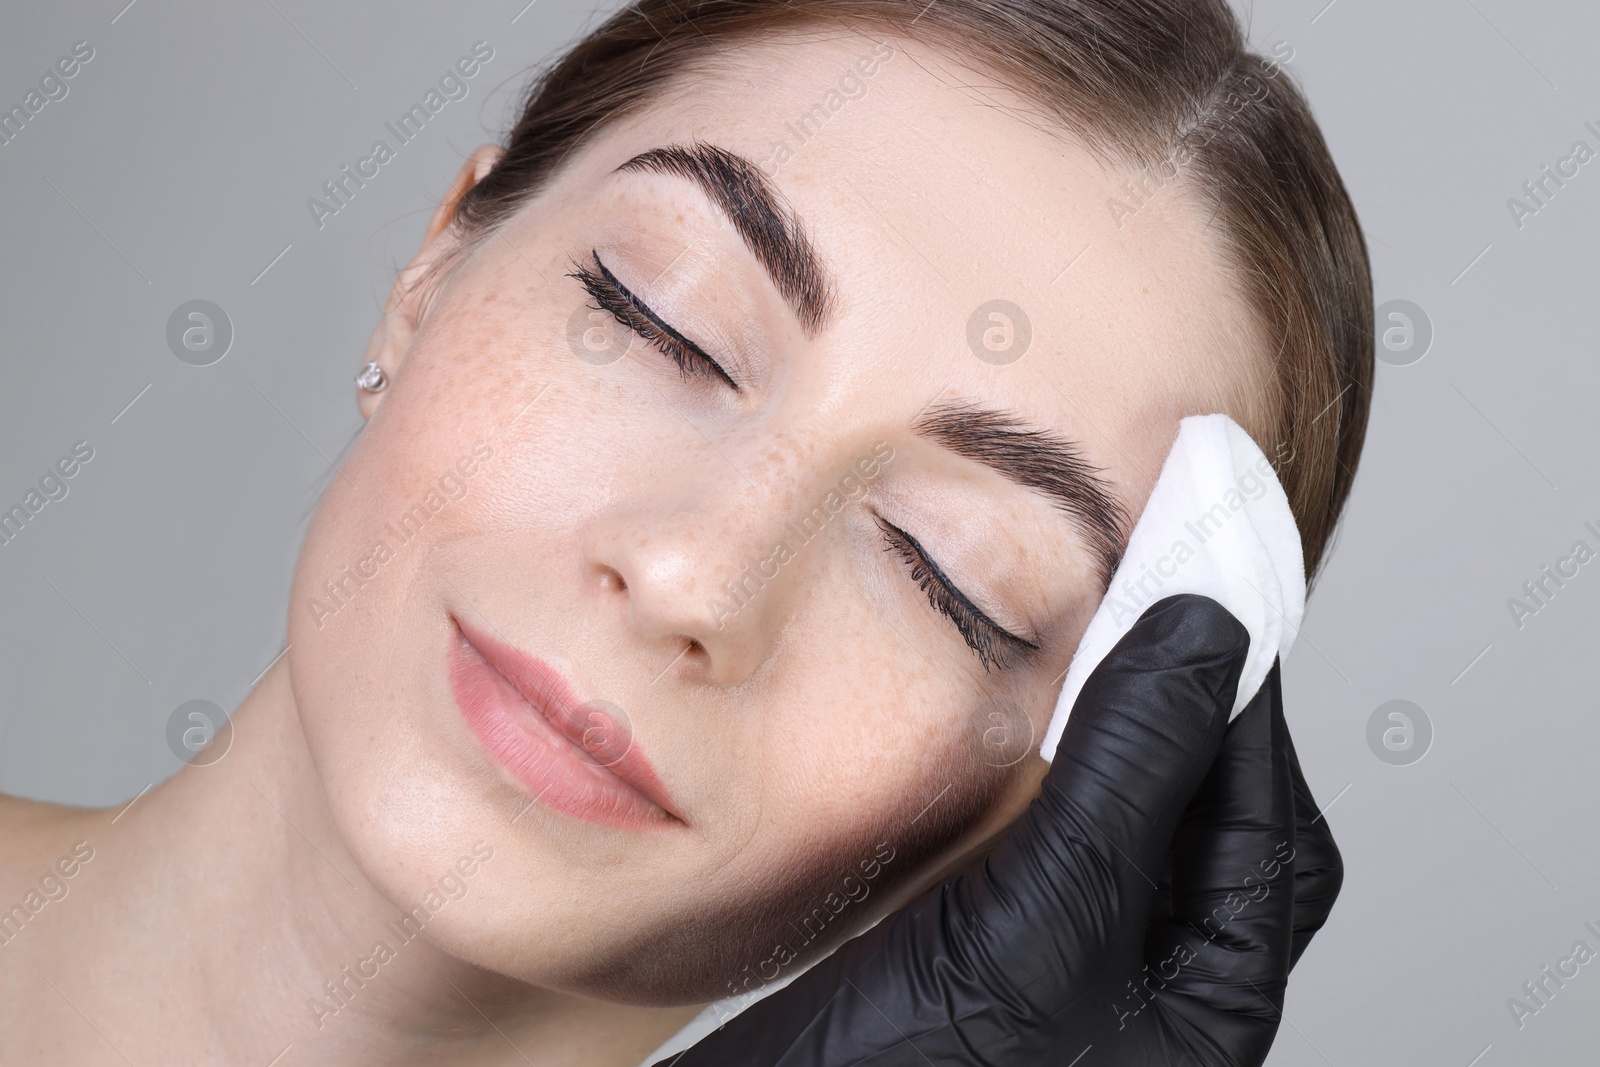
[287, 30, 1266, 1002]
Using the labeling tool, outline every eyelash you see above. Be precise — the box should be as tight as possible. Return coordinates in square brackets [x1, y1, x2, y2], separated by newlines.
[876, 517, 1039, 672]
[565, 250, 1028, 672]
[564, 249, 739, 390]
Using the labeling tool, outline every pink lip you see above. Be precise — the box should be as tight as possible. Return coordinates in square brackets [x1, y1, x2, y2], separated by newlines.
[446, 615, 685, 830]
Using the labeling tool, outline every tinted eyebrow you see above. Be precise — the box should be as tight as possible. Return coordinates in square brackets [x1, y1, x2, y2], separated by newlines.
[914, 400, 1131, 589]
[615, 141, 837, 338]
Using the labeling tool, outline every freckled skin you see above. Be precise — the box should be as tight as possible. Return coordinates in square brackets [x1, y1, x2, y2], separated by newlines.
[0, 24, 1297, 1067]
[292, 30, 1266, 1006]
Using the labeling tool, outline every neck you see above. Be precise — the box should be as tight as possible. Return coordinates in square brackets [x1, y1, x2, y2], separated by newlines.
[4, 655, 700, 1066]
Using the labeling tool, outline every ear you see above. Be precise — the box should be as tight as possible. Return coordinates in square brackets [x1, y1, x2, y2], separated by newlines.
[357, 142, 504, 421]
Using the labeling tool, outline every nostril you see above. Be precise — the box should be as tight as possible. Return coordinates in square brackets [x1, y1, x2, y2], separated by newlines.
[596, 565, 628, 594]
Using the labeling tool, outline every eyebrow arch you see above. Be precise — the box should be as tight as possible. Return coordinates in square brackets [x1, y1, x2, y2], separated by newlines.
[913, 400, 1131, 590]
[614, 141, 837, 338]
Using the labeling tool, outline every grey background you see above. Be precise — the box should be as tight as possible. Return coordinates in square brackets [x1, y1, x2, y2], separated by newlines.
[1, 0, 1594, 1062]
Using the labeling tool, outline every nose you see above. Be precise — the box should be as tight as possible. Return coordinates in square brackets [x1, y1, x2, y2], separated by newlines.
[582, 450, 813, 687]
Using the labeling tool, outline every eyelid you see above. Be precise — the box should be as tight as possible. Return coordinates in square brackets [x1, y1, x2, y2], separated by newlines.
[875, 515, 1040, 671]
[567, 249, 741, 391]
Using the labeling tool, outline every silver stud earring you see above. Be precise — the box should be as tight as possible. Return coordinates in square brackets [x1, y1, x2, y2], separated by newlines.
[355, 361, 389, 393]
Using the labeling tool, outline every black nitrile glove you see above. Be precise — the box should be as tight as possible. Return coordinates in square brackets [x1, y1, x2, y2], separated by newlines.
[655, 593, 1343, 1067]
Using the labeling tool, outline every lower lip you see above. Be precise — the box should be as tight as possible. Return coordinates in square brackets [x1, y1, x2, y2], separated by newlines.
[446, 624, 679, 831]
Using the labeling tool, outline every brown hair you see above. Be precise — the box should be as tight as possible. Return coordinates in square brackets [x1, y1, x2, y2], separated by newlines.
[448, 0, 1373, 581]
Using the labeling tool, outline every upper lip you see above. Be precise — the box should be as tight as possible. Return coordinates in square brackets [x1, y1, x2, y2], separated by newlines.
[451, 615, 687, 824]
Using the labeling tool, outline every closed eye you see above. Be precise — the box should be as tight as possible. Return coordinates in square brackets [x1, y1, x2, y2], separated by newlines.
[876, 516, 1039, 672]
[565, 249, 740, 390]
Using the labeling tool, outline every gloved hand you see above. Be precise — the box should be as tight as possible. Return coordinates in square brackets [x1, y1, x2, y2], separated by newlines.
[653, 593, 1343, 1066]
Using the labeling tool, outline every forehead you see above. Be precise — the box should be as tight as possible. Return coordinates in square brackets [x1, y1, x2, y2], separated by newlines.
[544, 28, 1268, 497]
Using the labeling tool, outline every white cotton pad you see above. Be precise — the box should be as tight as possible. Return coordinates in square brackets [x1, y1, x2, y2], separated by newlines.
[1037, 413, 1305, 763]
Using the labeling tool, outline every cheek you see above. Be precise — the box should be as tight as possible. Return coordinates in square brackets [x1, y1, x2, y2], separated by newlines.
[283, 268, 583, 885]
[750, 591, 969, 810]
[532, 573, 1030, 1002]
[288, 243, 620, 653]
[728, 536, 1064, 876]
[556, 683, 1024, 1006]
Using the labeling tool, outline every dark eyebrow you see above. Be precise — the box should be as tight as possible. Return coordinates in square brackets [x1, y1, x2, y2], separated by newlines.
[614, 141, 837, 338]
[914, 400, 1131, 590]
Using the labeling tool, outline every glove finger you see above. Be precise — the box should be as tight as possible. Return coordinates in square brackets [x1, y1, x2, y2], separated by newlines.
[1285, 726, 1343, 968]
[652, 594, 1250, 1067]
[979, 593, 1250, 1000]
[1138, 661, 1295, 1059]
